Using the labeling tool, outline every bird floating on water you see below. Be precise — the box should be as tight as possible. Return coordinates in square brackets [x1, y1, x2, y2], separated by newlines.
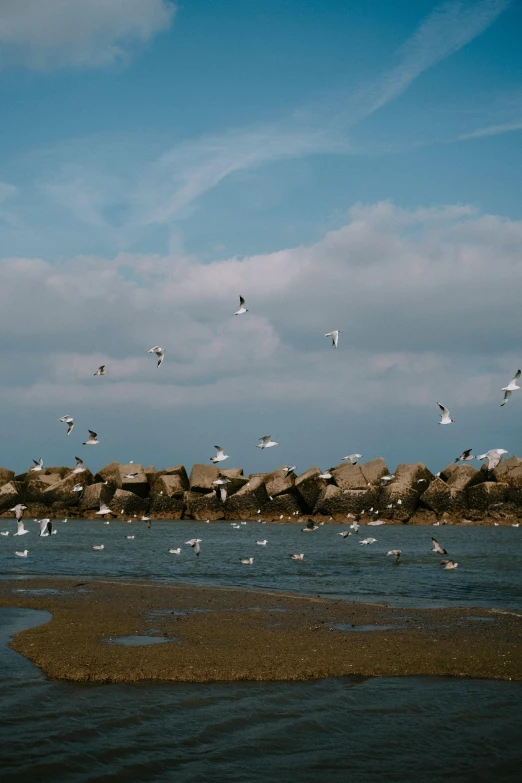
[15, 550, 28, 557]
[360, 537, 377, 545]
[256, 540, 267, 546]
[92, 544, 104, 550]
[290, 553, 304, 560]
[240, 557, 254, 565]
[437, 403, 454, 425]
[83, 430, 99, 446]
[325, 330, 341, 348]
[367, 520, 385, 526]
[169, 547, 181, 554]
[256, 435, 278, 449]
[147, 346, 164, 368]
[501, 369, 520, 407]
[234, 295, 248, 315]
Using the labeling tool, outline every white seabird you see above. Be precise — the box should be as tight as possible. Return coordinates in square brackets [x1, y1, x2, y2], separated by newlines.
[386, 549, 401, 563]
[59, 415, 75, 435]
[185, 538, 201, 556]
[342, 454, 362, 465]
[349, 520, 359, 533]
[256, 540, 267, 546]
[455, 449, 474, 463]
[282, 465, 296, 477]
[367, 520, 385, 526]
[290, 553, 304, 560]
[318, 471, 333, 479]
[11, 504, 27, 522]
[15, 550, 28, 557]
[36, 519, 53, 537]
[441, 559, 458, 570]
[256, 435, 278, 449]
[234, 295, 248, 316]
[73, 457, 86, 474]
[359, 538, 377, 545]
[124, 472, 139, 479]
[96, 503, 113, 517]
[437, 403, 454, 425]
[92, 544, 104, 550]
[431, 537, 447, 555]
[147, 346, 165, 368]
[325, 330, 342, 348]
[477, 449, 508, 471]
[501, 369, 521, 407]
[126, 535, 135, 540]
[210, 446, 229, 464]
[380, 474, 395, 484]
[240, 557, 254, 565]
[14, 520, 29, 536]
[338, 531, 351, 538]
[302, 519, 319, 532]
[73, 484, 83, 493]
[30, 458, 43, 472]
[94, 365, 107, 376]
[83, 430, 99, 446]
[0, 531, 9, 536]
[169, 547, 181, 554]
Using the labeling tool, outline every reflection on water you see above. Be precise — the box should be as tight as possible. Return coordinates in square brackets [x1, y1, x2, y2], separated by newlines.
[1, 608, 521, 783]
[1, 520, 521, 608]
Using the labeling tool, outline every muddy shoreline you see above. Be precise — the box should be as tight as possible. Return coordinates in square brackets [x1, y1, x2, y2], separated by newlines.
[1, 577, 521, 683]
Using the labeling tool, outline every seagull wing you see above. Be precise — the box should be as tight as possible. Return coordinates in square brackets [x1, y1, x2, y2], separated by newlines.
[239, 295, 245, 307]
[437, 403, 449, 416]
[88, 430, 97, 438]
[501, 390, 511, 407]
[512, 369, 521, 383]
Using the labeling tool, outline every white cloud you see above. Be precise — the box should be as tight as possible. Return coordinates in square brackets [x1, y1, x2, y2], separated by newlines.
[0, 202, 520, 417]
[0, 0, 176, 69]
[459, 119, 522, 139]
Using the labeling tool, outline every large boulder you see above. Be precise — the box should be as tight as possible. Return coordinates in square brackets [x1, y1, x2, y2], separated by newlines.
[493, 456, 522, 488]
[0, 481, 22, 511]
[112, 488, 149, 516]
[79, 482, 115, 511]
[360, 458, 389, 486]
[313, 486, 378, 518]
[144, 465, 158, 486]
[225, 476, 269, 520]
[22, 471, 63, 503]
[394, 463, 434, 490]
[189, 463, 220, 493]
[330, 463, 368, 490]
[152, 474, 187, 499]
[0, 467, 15, 487]
[264, 468, 296, 498]
[95, 462, 121, 488]
[41, 469, 94, 509]
[467, 482, 508, 513]
[162, 464, 190, 481]
[260, 493, 304, 520]
[379, 485, 420, 521]
[220, 468, 244, 478]
[184, 491, 224, 521]
[116, 464, 149, 498]
[148, 493, 185, 518]
[439, 463, 459, 482]
[419, 477, 465, 515]
[295, 467, 323, 511]
[445, 465, 483, 492]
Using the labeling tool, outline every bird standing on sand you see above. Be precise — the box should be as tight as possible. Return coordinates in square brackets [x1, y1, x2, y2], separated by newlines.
[234, 295, 248, 315]
[437, 403, 454, 425]
[431, 537, 447, 555]
[210, 446, 229, 464]
[185, 538, 201, 556]
[94, 365, 107, 376]
[455, 449, 474, 462]
[147, 346, 165, 368]
[325, 330, 341, 348]
[256, 435, 278, 449]
[501, 370, 521, 407]
[83, 430, 99, 446]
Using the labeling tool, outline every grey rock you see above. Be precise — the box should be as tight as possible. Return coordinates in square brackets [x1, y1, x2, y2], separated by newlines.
[79, 482, 115, 511]
[116, 464, 149, 498]
[152, 474, 187, 499]
[225, 476, 269, 520]
[360, 457, 389, 486]
[184, 491, 224, 521]
[295, 467, 323, 511]
[0, 467, 15, 487]
[493, 456, 522, 488]
[419, 477, 465, 514]
[22, 472, 63, 503]
[467, 482, 508, 512]
[41, 469, 94, 508]
[260, 492, 304, 520]
[94, 462, 121, 488]
[148, 493, 185, 518]
[112, 488, 149, 516]
[0, 481, 22, 511]
[446, 465, 483, 492]
[330, 462, 368, 490]
[189, 463, 220, 493]
[264, 467, 296, 498]
[380, 485, 420, 520]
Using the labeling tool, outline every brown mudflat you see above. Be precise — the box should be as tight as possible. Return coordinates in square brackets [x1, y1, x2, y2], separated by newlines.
[1, 577, 521, 683]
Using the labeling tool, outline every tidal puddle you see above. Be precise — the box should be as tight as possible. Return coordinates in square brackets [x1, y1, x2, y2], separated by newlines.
[331, 623, 404, 632]
[104, 635, 179, 646]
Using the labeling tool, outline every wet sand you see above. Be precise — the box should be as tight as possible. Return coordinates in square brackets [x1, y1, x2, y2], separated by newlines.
[1, 577, 521, 683]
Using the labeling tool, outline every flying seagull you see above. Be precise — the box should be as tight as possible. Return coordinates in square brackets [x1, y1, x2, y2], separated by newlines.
[96, 503, 113, 517]
[94, 365, 107, 376]
[11, 504, 27, 523]
[455, 449, 474, 463]
[30, 458, 43, 472]
[349, 520, 359, 532]
[477, 448, 508, 471]
[210, 446, 229, 463]
[318, 470, 333, 479]
[83, 430, 99, 446]
[124, 472, 139, 479]
[387, 549, 401, 563]
[185, 538, 201, 556]
[72, 457, 86, 474]
[234, 295, 248, 316]
[302, 519, 319, 532]
[59, 415, 75, 435]
[290, 553, 304, 560]
[437, 403, 454, 425]
[342, 454, 362, 465]
[431, 537, 447, 555]
[360, 537, 377, 545]
[213, 475, 231, 502]
[282, 465, 296, 477]
[147, 346, 165, 368]
[240, 557, 254, 565]
[441, 559, 458, 570]
[36, 519, 53, 537]
[501, 369, 521, 406]
[338, 531, 351, 538]
[325, 330, 342, 348]
[14, 520, 29, 537]
[256, 435, 278, 449]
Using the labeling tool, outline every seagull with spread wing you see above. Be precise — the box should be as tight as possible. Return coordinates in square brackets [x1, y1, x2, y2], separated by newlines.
[148, 346, 165, 368]
[437, 403, 454, 425]
[325, 330, 342, 348]
[455, 449, 474, 463]
[256, 435, 278, 449]
[83, 430, 99, 446]
[94, 365, 107, 376]
[501, 369, 521, 407]
[59, 415, 75, 435]
[210, 446, 229, 463]
[234, 295, 248, 315]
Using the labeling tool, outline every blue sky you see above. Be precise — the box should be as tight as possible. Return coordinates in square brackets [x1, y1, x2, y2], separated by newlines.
[0, 0, 521, 476]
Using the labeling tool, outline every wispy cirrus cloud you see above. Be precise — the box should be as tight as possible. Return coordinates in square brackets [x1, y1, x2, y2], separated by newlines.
[459, 119, 522, 139]
[0, 0, 176, 70]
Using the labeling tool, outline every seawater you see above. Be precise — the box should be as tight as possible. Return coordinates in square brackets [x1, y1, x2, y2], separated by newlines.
[1, 522, 522, 782]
